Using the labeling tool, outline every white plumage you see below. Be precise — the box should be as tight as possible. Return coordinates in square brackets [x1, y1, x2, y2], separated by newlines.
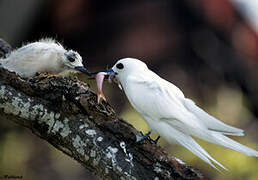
[0, 38, 91, 77]
[108, 58, 258, 170]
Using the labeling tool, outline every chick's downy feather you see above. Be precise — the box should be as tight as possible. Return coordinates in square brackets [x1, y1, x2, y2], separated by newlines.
[0, 38, 82, 77]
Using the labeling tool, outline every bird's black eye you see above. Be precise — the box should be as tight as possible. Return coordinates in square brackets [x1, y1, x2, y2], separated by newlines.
[68, 56, 75, 62]
[116, 63, 124, 69]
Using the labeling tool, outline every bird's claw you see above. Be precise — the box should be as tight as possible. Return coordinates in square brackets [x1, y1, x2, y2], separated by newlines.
[151, 136, 160, 144]
[136, 131, 149, 143]
[135, 131, 160, 144]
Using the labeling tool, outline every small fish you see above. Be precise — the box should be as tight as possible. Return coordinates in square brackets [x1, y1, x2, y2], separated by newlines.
[95, 70, 120, 103]
[96, 72, 107, 103]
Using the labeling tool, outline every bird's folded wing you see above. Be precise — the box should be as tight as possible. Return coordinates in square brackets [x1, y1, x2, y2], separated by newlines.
[136, 73, 244, 135]
[131, 74, 205, 130]
[181, 98, 244, 136]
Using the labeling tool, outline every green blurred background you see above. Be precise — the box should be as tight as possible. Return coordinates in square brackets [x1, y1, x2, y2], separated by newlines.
[1, 0, 258, 179]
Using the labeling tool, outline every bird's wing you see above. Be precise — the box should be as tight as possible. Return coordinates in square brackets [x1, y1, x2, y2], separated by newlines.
[148, 70, 243, 135]
[160, 79, 244, 135]
[128, 70, 244, 135]
[126, 71, 206, 131]
[1, 41, 65, 77]
[181, 98, 244, 136]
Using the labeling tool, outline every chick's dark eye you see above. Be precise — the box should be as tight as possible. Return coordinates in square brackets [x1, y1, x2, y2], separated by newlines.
[116, 63, 124, 69]
[68, 56, 75, 62]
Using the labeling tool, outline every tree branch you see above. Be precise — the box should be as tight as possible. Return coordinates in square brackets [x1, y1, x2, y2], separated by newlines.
[0, 48, 206, 180]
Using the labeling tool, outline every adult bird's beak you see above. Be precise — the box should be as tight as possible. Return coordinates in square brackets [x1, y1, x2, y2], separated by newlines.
[104, 69, 116, 83]
[74, 66, 97, 76]
[105, 68, 122, 89]
[105, 68, 115, 73]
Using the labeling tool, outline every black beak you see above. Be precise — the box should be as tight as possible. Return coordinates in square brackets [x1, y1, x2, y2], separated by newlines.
[74, 66, 93, 76]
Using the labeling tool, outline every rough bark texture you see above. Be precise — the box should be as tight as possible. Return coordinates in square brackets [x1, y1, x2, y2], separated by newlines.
[0, 39, 12, 58]
[0, 41, 207, 180]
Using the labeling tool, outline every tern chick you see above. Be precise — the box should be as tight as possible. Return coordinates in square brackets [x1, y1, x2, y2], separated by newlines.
[0, 38, 93, 77]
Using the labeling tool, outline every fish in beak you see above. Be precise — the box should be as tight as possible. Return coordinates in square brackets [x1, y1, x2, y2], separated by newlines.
[95, 69, 116, 103]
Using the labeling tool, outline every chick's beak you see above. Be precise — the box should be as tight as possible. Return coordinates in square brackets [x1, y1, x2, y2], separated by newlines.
[75, 66, 94, 76]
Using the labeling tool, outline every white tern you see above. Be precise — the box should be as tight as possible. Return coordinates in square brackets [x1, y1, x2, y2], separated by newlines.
[0, 38, 93, 77]
[101, 58, 258, 170]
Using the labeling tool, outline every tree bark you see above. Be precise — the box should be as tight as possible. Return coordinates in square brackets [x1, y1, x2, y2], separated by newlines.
[0, 43, 207, 180]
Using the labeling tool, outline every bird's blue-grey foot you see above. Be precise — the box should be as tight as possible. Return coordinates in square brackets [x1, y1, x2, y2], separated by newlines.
[153, 136, 161, 144]
[136, 131, 160, 144]
[136, 131, 151, 143]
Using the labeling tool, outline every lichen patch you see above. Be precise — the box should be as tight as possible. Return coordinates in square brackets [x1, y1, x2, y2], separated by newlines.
[85, 129, 96, 137]
[106, 146, 118, 168]
[97, 137, 103, 142]
[72, 135, 87, 155]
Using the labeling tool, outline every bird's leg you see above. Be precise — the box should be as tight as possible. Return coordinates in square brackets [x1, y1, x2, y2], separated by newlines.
[136, 131, 152, 143]
[136, 131, 161, 144]
[151, 136, 161, 144]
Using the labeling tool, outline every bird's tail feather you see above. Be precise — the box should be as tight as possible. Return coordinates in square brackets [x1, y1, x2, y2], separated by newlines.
[166, 126, 227, 171]
[192, 130, 258, 157]
[183, 98, 258, 157]
[179, 135, 228, 171]
[211, 133, 258, 157]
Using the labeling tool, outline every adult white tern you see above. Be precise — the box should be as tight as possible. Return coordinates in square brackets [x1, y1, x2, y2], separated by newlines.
[101, 58, 258, 170]
[0, 38, 93, 77]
